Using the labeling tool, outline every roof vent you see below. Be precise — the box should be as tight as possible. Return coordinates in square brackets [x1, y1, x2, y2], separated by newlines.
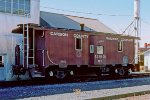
[80, 24, 84, 31]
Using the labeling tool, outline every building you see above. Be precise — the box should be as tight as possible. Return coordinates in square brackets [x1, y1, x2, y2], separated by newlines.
[143, 49, 150, 71]
[0, 0, 40, 34]
[0, 0, 40, 81]
[40, 11, 116, 34]
[138, 44, 150, 71]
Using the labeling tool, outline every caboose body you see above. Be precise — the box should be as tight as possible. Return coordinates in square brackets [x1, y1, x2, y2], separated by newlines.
[12, 24, 138, 79]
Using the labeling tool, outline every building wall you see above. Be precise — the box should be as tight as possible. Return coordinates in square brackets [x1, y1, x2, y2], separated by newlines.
[0, 0, 40, 34]
[144, 52, 150, 71]
[0, 34, 24, 81]
[0, 0, 40, 81]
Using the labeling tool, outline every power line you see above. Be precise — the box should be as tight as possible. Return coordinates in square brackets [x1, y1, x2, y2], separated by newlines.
[40, 6, 132, 17]
[141, 19, 150, 26]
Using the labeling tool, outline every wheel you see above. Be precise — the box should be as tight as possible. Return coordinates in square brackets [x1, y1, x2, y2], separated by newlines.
[117, 68, 125, 76]
[45, 68, 56, 82]
[28, 68, 33, 79]
[55, 71, 66, 79]
[124, 68, 132, 76]
[95, 69, 102, 78]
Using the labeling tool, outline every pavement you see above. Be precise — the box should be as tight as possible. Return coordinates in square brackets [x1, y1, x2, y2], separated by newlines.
[18, 85, 150, 100]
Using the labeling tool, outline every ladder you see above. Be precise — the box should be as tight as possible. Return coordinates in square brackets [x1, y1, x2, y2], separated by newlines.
[23, 24, 35, 68]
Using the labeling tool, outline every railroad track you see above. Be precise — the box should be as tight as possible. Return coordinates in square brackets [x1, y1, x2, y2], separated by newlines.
[0, 72, 150, 88]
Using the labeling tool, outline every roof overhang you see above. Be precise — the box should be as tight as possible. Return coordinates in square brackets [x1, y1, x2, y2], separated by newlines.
[12, 23, 39, 33]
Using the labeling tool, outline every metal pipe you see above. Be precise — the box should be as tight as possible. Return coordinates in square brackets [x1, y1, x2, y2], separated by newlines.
[33, 28, 35, 65]
[27, 24, 29, 68]
[134, 0, 140, 19]
[42, 50, 45, 66]
[23, 24, 25, 68]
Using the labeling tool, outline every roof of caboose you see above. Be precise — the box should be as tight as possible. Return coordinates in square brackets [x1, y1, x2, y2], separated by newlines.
[40, 11, 117, 34]
[11, 23, 140, 40]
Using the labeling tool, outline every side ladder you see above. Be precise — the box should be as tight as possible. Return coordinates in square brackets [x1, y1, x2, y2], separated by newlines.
[23, 24, 44, 78]
[23, 24, 35, 68]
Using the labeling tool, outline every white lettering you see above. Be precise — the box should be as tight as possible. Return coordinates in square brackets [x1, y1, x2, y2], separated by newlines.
[121, 38, 133, 42]
[106, 37, 133, 42]
[95, 54, 106, 59]
[106, 37, 118, 41]
[50, 32, 68, 37]
[74, 34, 88, 38]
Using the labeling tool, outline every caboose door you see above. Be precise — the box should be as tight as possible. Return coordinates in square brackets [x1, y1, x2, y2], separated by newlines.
[89, 35, 94, 65]
[89, 35, 106, 65]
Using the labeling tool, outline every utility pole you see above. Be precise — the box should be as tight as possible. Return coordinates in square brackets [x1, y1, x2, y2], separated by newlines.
[134, 0, 140, 37]
[134, 0, 140, 64]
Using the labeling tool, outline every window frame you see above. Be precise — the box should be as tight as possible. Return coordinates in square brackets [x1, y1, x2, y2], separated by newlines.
[0, 0, 5, 13]
[0, 56, 4, 68]
[75, 37, 82, 51]
[118, 41, 123, 52]
[0, 0, 30, 17]
[97, 45, 104, 55]
[90, 45, 94, 53]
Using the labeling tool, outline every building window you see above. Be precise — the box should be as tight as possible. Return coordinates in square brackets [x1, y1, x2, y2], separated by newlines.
[118, 41, 123, 52]
[75, 38, 82, 50]
[97, 46, 104, 54]
[13, 0, 19, 14]
[0, 56, 4, 67]
[0, 0, 5, 13]
[6, 0, 11, 13]
[24, 0, 30, 15]
[0, 0, 30, 16]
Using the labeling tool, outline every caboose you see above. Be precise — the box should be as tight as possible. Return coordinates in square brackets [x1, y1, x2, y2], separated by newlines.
[12, 24, 139, 80]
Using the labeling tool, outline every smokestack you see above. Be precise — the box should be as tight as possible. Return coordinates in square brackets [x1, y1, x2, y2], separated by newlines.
[134, 0, 140, 19]
[80, 24, 84, 31]
[145, 43, 147, 48]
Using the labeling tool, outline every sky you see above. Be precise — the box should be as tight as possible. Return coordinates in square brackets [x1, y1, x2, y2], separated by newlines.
[40, 0, 150, 47]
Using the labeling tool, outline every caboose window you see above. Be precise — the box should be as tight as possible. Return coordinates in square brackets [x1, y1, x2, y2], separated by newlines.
[0, 56, 4, 67]
[97, 46, 104, 54]
[118, 41, 123, 52]
[75, 38, 82, 50]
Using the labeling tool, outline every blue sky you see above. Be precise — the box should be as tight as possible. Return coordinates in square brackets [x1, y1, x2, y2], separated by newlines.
[40, 0, 150, 47]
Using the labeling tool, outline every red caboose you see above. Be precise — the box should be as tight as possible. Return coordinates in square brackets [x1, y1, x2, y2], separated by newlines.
[13, 24, 138, 79]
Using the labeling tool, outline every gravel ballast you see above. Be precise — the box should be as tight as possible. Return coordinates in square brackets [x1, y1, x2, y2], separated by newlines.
[1, 77, 150, 99]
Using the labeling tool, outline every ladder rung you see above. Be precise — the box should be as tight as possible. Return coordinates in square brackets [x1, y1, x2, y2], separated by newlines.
[24, 57, 34, 58]
[23, 28, 27, 31]
[28, 57, 34, 58]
